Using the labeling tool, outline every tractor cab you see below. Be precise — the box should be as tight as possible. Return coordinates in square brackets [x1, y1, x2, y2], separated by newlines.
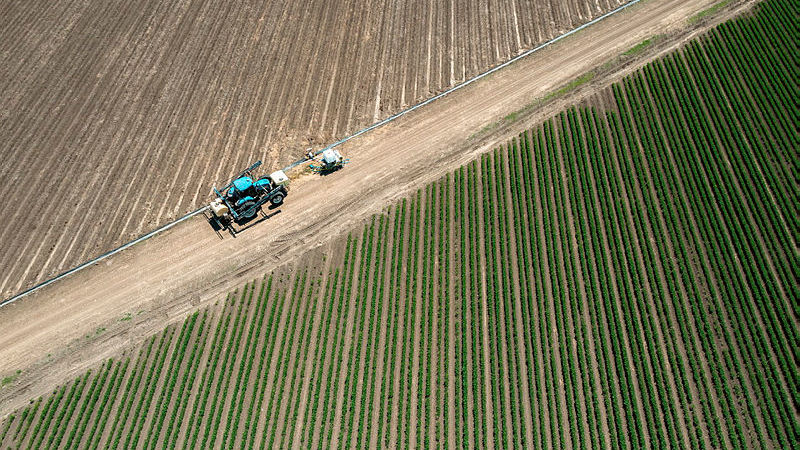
[208, 161, 289, 233]
[226, 175, 275, 206]
[227, 176, 254, 203]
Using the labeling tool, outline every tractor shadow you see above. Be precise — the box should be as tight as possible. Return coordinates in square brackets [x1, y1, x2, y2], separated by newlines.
[315, 166, 344, 177]
[206, 208, 282, 239]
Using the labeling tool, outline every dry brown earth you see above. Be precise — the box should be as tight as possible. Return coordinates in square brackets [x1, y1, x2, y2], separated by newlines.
[0, 0, 725, 418]
[0, 0, 626, 300]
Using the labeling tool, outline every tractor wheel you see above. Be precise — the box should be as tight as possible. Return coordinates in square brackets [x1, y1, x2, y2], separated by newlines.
[240, 201, 258, 219]
[270, 192, 285, 206]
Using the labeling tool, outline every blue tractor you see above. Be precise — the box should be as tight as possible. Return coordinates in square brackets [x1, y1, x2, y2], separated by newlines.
[208, 161, 289, 234]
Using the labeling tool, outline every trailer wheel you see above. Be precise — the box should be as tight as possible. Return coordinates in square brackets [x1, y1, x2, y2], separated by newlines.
[270, 192, 285, 206]
[240, 201, 258, 219]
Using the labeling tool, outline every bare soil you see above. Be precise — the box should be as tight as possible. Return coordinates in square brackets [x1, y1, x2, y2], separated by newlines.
[0, 0, 626, 300]
[0, 0, 726, 419]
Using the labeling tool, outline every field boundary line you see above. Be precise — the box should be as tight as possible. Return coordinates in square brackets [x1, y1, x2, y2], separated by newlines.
[1, 206, 208, 307]
[2, 0, 642, 307]
[287, 0, 643, 169]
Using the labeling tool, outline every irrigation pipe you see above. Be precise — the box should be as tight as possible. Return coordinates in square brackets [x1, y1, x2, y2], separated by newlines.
[1, 0, 641, 307]
[285, 0, 642, 169]
[0, 206, 209, 307]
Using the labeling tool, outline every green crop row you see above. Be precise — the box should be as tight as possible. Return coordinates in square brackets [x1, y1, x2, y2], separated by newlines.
[1, 1, 796, 447]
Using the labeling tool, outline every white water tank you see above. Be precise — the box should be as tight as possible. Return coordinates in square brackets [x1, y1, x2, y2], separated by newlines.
[270, 170, 290, 189]
[210, 198, 229, 217]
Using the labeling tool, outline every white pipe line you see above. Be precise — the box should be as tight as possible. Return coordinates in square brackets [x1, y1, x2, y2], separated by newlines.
[286, 0, 642, 169]
[1, 206, 209, 307]
[1, 0, 641, 307]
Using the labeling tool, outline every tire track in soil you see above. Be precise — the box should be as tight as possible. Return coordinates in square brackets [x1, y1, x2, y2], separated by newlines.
[263, 274, 316, 449]
[539, 123, 573, 450]
[327, 223, 373, 449]
[446, 175, 459, 447]
[552, 123, 597, 449]
[611, 82, 710, 444]
[303, 241, 351, 448]
[473, 161, 496, 449]
[486, 151, 518, 448]
[525, 130, 555, 449]
[662, 52, 789, 429]
[649, 50, 776, 442]
[246, 271, 299, 448]
[591, 93, 653, 449]
[671, 52, 797, 432]
[568, 115, 618, 448]
[499, 145, 536, 447]
[390, 197, 420, 449]
[367, 209, 404, 448]
[627, 78, 735, 448]
[609, 88, 698, 448]
[289, 253, 335, 448]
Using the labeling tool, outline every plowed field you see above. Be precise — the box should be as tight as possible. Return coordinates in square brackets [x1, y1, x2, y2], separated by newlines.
[1, 1, 796, 446]
[0, 0, 727, 418]
[0, 0, 625, 299]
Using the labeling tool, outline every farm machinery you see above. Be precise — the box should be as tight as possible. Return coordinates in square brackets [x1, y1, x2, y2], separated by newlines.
[309, 149, 349, 174]
[207, 160, 289, 235]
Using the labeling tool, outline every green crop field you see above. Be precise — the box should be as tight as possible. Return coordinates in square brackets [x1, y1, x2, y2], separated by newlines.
[1, 0, 797, 448]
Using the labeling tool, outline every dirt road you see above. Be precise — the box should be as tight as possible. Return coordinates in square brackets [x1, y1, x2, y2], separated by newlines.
[0, 0, 621, 300]
[0, 0, 718, 415]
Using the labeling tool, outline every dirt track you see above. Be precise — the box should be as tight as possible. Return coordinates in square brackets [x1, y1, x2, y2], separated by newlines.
[0, 0, 718, 416]
[0, 0, 624, 300]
